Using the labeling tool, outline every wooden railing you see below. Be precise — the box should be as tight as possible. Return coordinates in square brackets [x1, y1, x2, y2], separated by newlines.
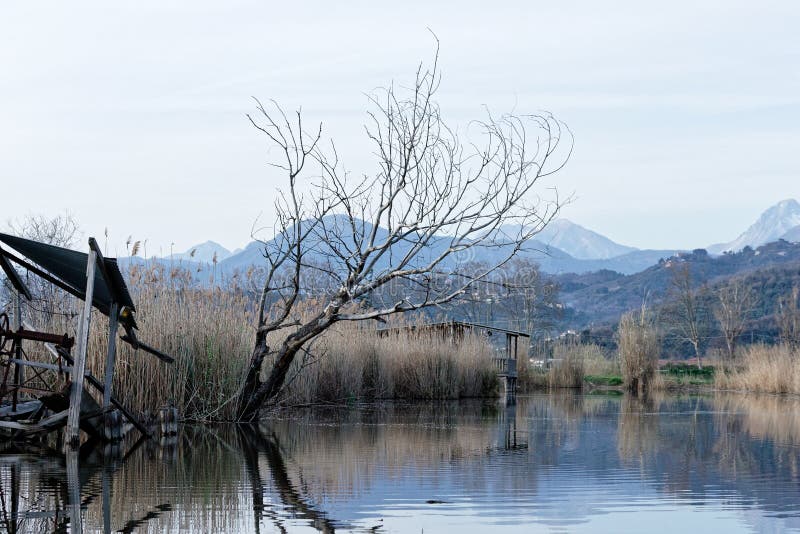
[493, 357, 517, 377]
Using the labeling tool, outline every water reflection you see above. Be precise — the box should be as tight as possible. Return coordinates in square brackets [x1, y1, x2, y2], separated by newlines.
[1, 394, 800, 532]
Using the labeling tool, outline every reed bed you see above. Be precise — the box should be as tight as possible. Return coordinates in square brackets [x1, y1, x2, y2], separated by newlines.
[520, 341, 617, 390]
[279, 323, 499, 405]
[714, 344, 800, 394]
[22, 264, 499, 420]
[618, 310, 660, 394]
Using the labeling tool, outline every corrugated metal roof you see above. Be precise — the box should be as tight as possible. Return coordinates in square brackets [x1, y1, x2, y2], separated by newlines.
[0, 233, 135, 316]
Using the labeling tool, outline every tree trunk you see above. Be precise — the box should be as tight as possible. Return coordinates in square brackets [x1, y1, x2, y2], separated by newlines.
[693, 341, 702, 369]
[237, 330, 269, 421]
[237, 315, 335, 421]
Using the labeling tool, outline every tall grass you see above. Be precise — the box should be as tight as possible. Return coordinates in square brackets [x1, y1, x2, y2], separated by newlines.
[715, 344, 800, 394]
[280, 323, 498, 404]
[520, 341, 616, 390]
[547, 343, 585, 389]
[22, 264, 499, 420]
[618, 310, 660, 394]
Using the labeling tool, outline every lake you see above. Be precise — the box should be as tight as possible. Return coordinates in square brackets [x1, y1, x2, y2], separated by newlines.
[1, 392, 800, 533]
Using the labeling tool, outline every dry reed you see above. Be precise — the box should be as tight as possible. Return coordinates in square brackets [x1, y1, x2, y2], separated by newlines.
[280, 323, 498, 404]
[618, 310, 660, 394]
[715, 344, 800, 394]
[22, 263, 500, 420]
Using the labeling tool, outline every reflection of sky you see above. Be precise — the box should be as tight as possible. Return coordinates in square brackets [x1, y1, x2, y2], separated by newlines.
[295, 451, 800, 533]
[260, 396, 800, 533]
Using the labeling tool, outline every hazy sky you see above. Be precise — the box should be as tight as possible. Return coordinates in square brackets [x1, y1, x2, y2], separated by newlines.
[2, 1, 799, 255]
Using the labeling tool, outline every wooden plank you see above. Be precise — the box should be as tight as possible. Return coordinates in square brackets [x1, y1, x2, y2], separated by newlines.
[0, 410, 68, 433]
[25, 320, 152, 439]
[103, 302, 119, 408]
[120, 335, 175, 364]
[9, 359, 73, 373]
[0, 246, 31, 300]
[0, 400, 41, 417]
[67, 246, 96, 449]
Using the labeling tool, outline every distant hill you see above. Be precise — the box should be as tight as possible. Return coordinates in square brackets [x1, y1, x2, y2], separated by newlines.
[557, 240, 800, 329]
[168, 241, 232, 264]
[131, 199, 800, 281]
[534, 219, 637, 260]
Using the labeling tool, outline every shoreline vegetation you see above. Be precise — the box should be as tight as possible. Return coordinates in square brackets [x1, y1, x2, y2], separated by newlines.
[16, 261, 800, 423]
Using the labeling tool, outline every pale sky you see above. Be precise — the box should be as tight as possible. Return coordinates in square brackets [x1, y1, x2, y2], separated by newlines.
[2, 1, 799, 256]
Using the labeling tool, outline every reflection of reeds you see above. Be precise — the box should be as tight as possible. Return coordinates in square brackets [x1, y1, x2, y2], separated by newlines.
[713, 393, 800, 446]
[715, 344, 800, 394]
[262, 402, 504, 500]
[616, 395, 660, 466]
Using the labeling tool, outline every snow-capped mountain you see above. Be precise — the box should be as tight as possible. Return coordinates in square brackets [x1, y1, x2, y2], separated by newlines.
[782, 225, 800, 243]
[169, 240, 232, 264]
[708, 199, 800, 254]
[534, 219, 638, 260]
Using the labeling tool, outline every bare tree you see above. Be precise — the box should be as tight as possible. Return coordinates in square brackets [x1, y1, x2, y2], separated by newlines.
[777, 285, 800, 350]
[237, 47, 572, 421]
[3, 212, 82, 323]
[713, 279, 754, 361]
[667, 263, 711, 368]
[495, 258, 561, 337]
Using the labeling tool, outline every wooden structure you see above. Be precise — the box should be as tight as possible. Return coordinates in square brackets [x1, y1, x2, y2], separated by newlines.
[0, 234, 174, 448]
[377, 320, 529, 396]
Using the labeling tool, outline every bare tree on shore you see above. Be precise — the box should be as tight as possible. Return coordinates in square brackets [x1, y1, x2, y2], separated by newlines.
[777, 285, 800, 350]
[667, 263, 711, 369]
[236, 48, 572, 421]
[714, 279, 755, 361]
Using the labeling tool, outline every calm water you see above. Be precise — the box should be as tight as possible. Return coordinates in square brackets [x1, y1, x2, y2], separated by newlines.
[2, 392, 800, 533]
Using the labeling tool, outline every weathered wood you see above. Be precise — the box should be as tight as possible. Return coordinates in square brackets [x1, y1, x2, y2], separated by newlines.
[12, 291, 22, 410]
[0, 399, 41, 417]
[103, 410, 124, 442]
[26, 320, 151, 438]
[9, 359, 73, 373]
[66, 449, 83, 534]
[103, 302, 119, 408]
[56, 347, 150, 438]
[41, 385, 106, 440]
[0, 410, 68, 433]
[120, 335, 175, 363]
[66, 247, 96, 449]
[158, 406, 178, 436]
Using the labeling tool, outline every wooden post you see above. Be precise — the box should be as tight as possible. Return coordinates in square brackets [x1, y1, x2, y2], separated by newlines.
[66, 448, 84, 534]
[103, 302, 118, 408]
[66, 247, 96, 450]
[102, 469, 111, 533]
[12, 291, 21, 411]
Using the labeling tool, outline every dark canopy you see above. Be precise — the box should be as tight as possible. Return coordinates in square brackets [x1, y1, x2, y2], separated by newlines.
[0, 233, 135, 317]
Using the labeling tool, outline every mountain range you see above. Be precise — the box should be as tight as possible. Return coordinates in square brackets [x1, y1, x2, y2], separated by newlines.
[143, 198, 800, 278]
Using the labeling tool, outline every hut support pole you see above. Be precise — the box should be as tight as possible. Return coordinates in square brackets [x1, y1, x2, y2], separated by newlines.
[102, 302, 118, 408]
[12, 291, 22, 411]
[66, 248, 96, 449]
